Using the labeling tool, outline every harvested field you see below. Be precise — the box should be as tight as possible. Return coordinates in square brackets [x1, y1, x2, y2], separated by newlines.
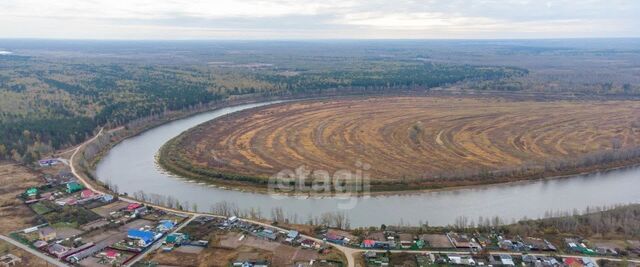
[162, 96, 640, 190]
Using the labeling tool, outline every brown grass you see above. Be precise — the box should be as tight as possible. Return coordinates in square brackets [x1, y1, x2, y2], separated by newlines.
[0, 164, 41, 234]
[166, 96, 640, 189]
[0, 240, 49, 266]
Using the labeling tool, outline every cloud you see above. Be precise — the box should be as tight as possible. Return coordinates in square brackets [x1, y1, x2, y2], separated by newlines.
[0, 0, 637, 39]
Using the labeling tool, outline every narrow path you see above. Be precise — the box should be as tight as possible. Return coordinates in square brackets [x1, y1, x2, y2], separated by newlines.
[0, 234, 69, 267]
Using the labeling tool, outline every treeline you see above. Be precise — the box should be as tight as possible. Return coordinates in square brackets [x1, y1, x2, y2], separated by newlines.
[506, 204, 640, 238]
[254, 63, 527, 93]
[0, 58, 224, 163]
[0, 55, 524, 164]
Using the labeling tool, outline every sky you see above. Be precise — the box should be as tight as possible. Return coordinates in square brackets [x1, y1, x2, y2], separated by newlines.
[0, 0, 638, 39]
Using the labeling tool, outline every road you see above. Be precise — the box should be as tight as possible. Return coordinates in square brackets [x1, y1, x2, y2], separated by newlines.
[66, 127, 640, 267]
[0, 234, 69, 267]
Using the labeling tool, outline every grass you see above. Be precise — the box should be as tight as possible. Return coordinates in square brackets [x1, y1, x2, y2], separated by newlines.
[28, 202, 52, 215]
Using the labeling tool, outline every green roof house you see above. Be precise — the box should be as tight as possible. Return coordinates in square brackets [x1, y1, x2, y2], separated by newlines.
[26, 187, 38, 197]
[165, 233, 189, 244]
[66, 182, 83, 193]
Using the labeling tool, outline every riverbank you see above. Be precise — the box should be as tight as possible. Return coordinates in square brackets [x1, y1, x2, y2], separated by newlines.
[157, 95, 640, 196]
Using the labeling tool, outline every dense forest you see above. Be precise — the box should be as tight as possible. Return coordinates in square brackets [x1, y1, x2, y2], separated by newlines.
[1, 39, 639, 164]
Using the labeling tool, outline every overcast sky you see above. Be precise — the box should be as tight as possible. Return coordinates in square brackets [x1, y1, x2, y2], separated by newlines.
[0, 0, 638, 39]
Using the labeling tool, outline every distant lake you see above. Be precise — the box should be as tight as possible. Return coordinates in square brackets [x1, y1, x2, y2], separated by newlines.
[96, 101, 640, 227]
[0, 51, 13, 55]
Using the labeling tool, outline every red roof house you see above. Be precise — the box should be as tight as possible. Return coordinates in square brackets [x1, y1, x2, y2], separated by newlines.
[104, 249, 119, 259]
[80, 189, 96, 199]
[126, 203, 142, 212]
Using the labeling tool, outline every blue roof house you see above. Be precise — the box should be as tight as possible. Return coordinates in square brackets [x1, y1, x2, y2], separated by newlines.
[156, 220, 176, 232]
[127, 229, 155, 247]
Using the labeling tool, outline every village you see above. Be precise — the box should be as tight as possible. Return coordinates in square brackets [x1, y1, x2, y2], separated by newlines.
[0, 158, 639, 267]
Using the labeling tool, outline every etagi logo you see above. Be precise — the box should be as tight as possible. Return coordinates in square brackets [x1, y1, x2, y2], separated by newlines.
[267, 161, 371, 210]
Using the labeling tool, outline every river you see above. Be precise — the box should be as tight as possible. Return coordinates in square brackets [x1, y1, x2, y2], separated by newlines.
[96, 101, 640, 227]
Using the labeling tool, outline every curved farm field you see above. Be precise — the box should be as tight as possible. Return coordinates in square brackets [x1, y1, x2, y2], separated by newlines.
[160, 96, 640, 191]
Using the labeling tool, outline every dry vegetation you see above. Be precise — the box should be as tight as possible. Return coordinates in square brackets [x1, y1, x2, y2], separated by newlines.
[0, 240, 49, 266]
[162, 96, 640, 190]
[0, 163, 40, 233]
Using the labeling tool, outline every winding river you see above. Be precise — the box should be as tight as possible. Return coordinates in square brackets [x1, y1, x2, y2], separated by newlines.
[96, 101, 640, 227]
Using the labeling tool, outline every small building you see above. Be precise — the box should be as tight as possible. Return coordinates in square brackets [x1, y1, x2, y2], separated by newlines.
[0, 254, 21, 266]
[166, 233, 189, 245]
[25, 188, 38, 198]
[285, 230, 299, 243]
[256, 229, 277, 241]
[361, 239, 376, 248]
[47, 244, 69, 258]
[38, 227, 56, 241]
[324, 233, 345, 245]
[103, 250, 119, 260]
[156, 220, 176, 232]
[499, 254, 515, 266]
[300, 239, 316, 249]
[233, 252, 269, 267]
[38, 159, 59, 167]
[448, 254, 476, 265]
[101, 194, 114, 202]
[127, 229, 156, 247]
[66, 182, 83, 193]
[32, 240, 48, 249]
[55, 197, 77, 206]
[398, 233, 414, 249]
[80, 189, 96, 199]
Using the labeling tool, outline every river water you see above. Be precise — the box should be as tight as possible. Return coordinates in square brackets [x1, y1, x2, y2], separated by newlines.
[96, 101, 640, 227]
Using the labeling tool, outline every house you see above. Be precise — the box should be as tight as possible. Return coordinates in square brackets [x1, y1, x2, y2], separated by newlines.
[101, 194, 114, 202]
[361, 239, 376, 248]
[233, 252, 269, 267]
[564, 257, 584, 267]
[565, 238, 596, 255]
[126, 203, 147, 215]
[80, 189, 96, 199]
[166, 233, 189, 245]
[256, 229, 277, 241]
[127, 229, 156, 247]
[300, 239, 316, 249]
[325, 233, 345, 245]
[447, 232, 480, 250]
[66, 182, 83, 193]
[103, 249, 119, 260]
[55, 197, 77, 206]
[581, 257, 597, 267]
[32, 240, 48, 249]
[499, 254, 515, 266]
[38, 227, 56, 241]
[448, 254, 476, 265]
[126, 203, 142, 212]
[47, 244, 69, 258]
[285, 230, 299, 243]
[364, 252, 389, 266]
[38, 159, 59, 167]
[156, 220, 176, 232]
[398, 233, 414, 249]
[25, 187, 38, 198]
[0, 254, 21, 266]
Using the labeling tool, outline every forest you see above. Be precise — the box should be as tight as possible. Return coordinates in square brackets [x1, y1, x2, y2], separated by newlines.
[1, 39, 639, 163]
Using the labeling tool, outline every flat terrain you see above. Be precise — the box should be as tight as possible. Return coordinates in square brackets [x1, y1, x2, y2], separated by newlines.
[0, 163, 41, 233]
[163, 96, 640, 189]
